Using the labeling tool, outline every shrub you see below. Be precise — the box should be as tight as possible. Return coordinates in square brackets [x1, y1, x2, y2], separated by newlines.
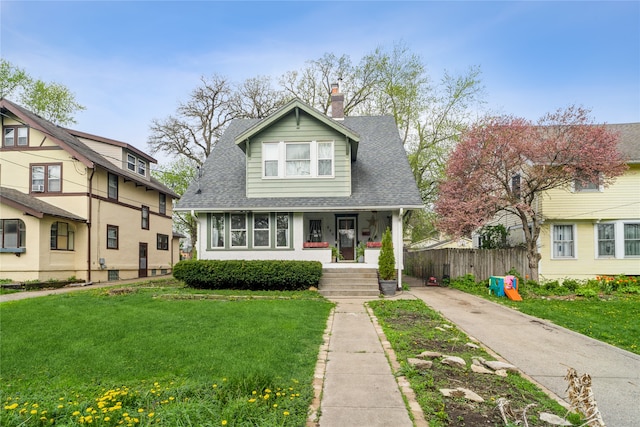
[173, 260, 323, 291]
[561, 278, 581, 292]
[378, 227, 396, 280]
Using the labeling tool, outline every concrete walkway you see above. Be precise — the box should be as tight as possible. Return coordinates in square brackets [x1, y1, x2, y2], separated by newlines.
[406, 280, 640, 427]
[316, 298, 416, 427]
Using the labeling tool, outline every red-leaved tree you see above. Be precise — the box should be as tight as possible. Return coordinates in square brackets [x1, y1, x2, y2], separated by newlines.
[435, 106, 627, 281]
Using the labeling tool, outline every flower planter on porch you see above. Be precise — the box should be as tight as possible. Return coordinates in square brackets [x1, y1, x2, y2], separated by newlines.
[303, 242, 329, 248]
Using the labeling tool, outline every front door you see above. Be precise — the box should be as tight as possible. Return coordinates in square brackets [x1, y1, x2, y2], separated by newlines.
[138, 243, 148, 278]
[338, 217, 356, 261]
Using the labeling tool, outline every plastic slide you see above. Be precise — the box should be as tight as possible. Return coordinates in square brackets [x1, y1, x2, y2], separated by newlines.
[504, 287, 522, 301]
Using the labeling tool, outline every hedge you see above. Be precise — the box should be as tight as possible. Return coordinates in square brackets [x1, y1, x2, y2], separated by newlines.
[172, 259, 323, 291]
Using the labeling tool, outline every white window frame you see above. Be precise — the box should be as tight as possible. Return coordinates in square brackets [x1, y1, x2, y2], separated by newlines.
[595, 223, 616, 258]
[210, 213, 225, 249]
[624, 223, 640, 257]
[551, 224, 576, 259]
[253, 213, 271, 248]
[230, 213, 247, 248]
[573, 172, 603, 193]
[276, 213, 290, 248]
[262, 141, 334, 179]
[127, 154, 136, 172]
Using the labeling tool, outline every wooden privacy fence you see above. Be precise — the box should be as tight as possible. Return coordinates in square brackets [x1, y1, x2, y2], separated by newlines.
[403, 247, 530, 282]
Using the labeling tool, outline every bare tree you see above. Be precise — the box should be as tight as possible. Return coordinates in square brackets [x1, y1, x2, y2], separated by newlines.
[232, 75, 288, 119]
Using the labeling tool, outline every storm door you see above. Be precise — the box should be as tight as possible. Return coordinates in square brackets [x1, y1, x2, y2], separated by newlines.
[337, 217, 356, 261]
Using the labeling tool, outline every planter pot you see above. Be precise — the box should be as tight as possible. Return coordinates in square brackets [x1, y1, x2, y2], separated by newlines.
[379, 279, 397, 296]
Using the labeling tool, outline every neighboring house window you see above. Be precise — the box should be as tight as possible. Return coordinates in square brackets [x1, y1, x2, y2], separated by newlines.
[597, 223, 615, 257]
[126, 153, 147, 177]
[107, 225, 119, 249]
[552, 224, 575, 258]
[317, 142, 333, 176]
[157, 233, 169, 250]
[511, 174, 521, 200]
[230, 213, 247, 247]
[575, 172, 601, 192]
[211, 213, 225, 248]
[31, 164, 62, 193]
[50, 222, 75, 251]
[3, 126, 28, 147]
[253, 213, 270, 247]
[127, 154, 136, 172]
[263, 142, 279, 177]
[0, 219, 26, 249]
[141, 206, 149, 230]
[108, 173, 118, 200]
[286, 143, 311, 176]
[624, 224, 640, 256]
[159, 193, 166, 215]
[276, 213, 290, 248]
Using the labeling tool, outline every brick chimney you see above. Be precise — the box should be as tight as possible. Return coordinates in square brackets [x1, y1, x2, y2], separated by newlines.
[330, 82, 344, 120]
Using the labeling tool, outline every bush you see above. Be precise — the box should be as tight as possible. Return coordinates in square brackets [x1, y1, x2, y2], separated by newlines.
[378, 227, 396, 280]
[173, 260, 323, 291]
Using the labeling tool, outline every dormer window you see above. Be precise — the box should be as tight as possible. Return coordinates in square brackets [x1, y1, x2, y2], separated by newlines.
[126, 153, 147, 176]
[262, 141, 334, 178]
[3, 126, 28, 147]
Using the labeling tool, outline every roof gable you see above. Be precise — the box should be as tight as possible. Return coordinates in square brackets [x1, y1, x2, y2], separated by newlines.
[234, 99, 361, 160]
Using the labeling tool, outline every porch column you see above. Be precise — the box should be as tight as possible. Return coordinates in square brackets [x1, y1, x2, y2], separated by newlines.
[392, 210, 403, 289]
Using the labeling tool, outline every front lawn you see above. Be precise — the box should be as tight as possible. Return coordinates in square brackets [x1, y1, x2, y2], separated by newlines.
[0, 279, 333, 426]
[448, 274, 640, 355]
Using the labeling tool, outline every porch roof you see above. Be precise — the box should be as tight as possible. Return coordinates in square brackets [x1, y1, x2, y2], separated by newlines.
[177, 115, 424, 211]
[0, 186, 86, 222]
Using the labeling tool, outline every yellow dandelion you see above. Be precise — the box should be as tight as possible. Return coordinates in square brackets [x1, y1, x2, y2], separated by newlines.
[263, 394, 270, 400]
[148, 413, 155, 418]
[221, 421, 228, 426]
[73, 411, 81, 416]
[5, 403, 18, 410]
[30, 409, 38, 415]
[283, 411, 290, 416]
[138, 408, 145, 413]
[273, 404, 278, 408]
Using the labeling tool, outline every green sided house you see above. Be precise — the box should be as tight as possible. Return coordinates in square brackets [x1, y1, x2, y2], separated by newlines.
[176, 87, 423, 295]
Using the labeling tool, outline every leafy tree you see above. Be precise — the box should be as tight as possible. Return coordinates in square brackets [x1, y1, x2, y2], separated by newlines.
[477, 225, 508, 249]
[434, 106, 627, 281]
[152, 157, 199, 255]
[0, 59, 85, 125]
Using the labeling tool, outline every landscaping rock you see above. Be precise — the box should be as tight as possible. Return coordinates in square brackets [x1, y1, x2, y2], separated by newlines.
[465, 342, 480, 349]
[441, 356, 466, 368]
[435, 326, 446, 332]
[483, 360, 518, 372]
[471, 364, 493, 374]
[417, 350, 442, 359]
[407, 358, 433, 369]
[442, 324, 453, 329]
[439, 387, 484, 403]
[471, 356, 486, 366]
[539, 412, 572, 426]
[494, 369, 508, 377]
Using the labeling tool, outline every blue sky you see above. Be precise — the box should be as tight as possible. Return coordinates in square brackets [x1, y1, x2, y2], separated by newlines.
[2, 1, 638, 164]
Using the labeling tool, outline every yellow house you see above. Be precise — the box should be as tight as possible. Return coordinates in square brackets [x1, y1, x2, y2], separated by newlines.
[502, 123, 640, 280]
[0, 99, 179, 283]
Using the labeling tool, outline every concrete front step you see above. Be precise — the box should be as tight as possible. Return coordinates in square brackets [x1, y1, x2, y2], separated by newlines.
[319, 268, 379, 297]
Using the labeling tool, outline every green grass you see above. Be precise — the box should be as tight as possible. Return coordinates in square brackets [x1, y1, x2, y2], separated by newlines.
[448, 274, 640, 355]
[369, 299, 578, 426]
[0, 279, 333, 426]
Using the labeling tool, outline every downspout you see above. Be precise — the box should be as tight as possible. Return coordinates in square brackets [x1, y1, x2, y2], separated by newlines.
[87, 168, 95, 283]
[398, 208, 404, 289]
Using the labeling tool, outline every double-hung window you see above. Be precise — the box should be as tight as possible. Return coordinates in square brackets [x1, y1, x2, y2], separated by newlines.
[597, 223, 615, 257]
[553, 224, 575, 258]
[211, 213, 225, 248]
[107, 225, 119, 249]
[159, 193, 166, 215]
[141, 206, 150, 230]
[253, 213, 270, 247]
[263, 143, 279, 177]
[624, 224, 640, 256]
[3, 126, 28, 147]
[276, 213, 289, 248]
[31, 164, 61, 193]
[108, 173, 118, 200]
[230, 213, 247, 247]
[127, 154, 136, 172]
[157, 233, 169, 250]
[317, 142, 333, 176]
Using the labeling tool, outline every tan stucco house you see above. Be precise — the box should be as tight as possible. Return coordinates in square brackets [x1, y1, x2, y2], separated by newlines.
[0, 99, 179, 282]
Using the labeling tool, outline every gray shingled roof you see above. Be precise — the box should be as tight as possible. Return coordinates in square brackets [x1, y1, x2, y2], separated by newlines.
[0, 186, 86, 221]
[606, 123, 640, 163]
[1, 99, 179, 198]
[177, 114, 424, 211]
